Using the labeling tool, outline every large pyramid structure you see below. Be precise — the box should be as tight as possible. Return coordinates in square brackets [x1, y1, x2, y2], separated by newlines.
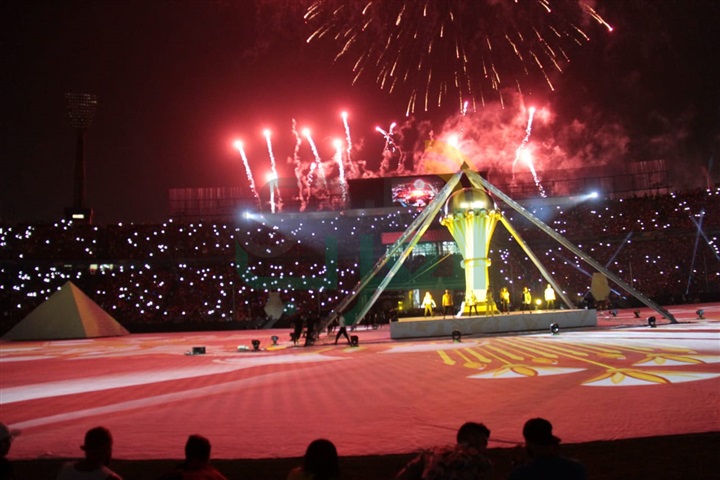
[2, 281, 129, 341]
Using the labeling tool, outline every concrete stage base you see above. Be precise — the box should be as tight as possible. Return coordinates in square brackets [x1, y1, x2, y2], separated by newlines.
[389, 309, 598, 339]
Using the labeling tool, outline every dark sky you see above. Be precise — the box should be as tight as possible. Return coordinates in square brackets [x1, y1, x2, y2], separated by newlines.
[2, 0, 719, 224]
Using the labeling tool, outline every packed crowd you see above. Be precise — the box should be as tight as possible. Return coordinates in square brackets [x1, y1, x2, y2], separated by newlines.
[1, 188, 718, 333]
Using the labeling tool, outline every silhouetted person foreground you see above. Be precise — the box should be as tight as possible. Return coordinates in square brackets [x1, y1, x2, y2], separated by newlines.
[287, 438, 340, 480]
[396, 422, 493, 480]
[158, 434, 227, 480]
[0, 422, 20, 480]
[55, 426, 122, 480]
[508, 418, 586, 480]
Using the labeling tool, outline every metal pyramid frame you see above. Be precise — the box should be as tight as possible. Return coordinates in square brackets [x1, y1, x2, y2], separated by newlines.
[325, 153, 676, 330]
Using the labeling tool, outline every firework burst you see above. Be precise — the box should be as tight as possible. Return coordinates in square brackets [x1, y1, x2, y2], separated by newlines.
[305, 0, 612, 114]
[233, 140, 261, 208]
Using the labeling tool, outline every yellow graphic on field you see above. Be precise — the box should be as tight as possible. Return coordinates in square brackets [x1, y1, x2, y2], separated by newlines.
[435, 337, 720, 386]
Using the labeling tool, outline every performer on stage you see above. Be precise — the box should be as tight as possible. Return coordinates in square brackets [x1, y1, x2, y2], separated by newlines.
[422, 292, 436, 317]
[485, 288, 497, 316]
[500, 287, 511, 314]
[545, 284, 556, 310]
[442, 289, 454, 319]
[467, 292, 479, 316]
[522, 287, 533, 312]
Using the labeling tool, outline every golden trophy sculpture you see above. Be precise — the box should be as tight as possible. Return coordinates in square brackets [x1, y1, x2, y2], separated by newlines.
[441, 187, 501, 315]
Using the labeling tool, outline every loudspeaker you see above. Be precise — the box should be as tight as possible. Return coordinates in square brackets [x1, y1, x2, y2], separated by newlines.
[192, 346, 206, 355]
[350, 335, 359, 347]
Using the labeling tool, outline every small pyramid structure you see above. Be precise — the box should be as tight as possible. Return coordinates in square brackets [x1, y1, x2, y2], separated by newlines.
[2, 281, 129, 341]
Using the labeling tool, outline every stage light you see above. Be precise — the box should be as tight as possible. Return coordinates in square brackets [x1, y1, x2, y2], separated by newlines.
[350, 335, 359, 347]
[452, 330, 462, 342]
[633, 310, 641, 318]
[696, 309, 705, 319]
[550, 323, 560, 335]
[271, 335, 279, 345]
[189, 346, 205, 355]
[251, 339, 261, 351]
[648, 316, 656, 328]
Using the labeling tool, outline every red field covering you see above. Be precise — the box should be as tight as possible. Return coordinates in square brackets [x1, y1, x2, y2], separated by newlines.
[1, 305, 719, 461]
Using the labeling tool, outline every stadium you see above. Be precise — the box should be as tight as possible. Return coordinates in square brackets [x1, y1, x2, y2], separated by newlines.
[2, 1, 720, 478]
[2, 161, 719, 479]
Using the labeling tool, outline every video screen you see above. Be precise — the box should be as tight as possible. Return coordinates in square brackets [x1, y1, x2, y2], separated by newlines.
[390, 176, 446, 208]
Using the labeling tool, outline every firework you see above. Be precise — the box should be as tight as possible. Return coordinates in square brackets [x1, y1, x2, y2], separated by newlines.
[305, 0, 612, 114]
[341, 111, 360, 179]
[513, 106, 546, 197]
[291, 119, 308, 211]
[376, 122, 399, 153]
[263, 129, 283, 213]
[333, 138, 349, 202]
[233, 140, 261, 208]
[302, 128, 328, 191]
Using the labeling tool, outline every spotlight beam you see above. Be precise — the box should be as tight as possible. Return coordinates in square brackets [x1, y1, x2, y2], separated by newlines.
[688, 211, 720, 262]
[552, 250, 624, 297]
[604, 232, 634, 269]
[686, 211, 704, 296]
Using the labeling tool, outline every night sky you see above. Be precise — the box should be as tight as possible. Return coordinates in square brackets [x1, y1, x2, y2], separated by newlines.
[2, 0, 719, 224]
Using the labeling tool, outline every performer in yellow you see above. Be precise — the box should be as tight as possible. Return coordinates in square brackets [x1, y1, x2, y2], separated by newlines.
[422, 291, 436, 317]
[500, 287, 511, 314]
[545, 284, 556, 310]
[485, 288, 497, 316]
[442, 289, 454, 319]
[467, 292, 479, 315]
[522, 287, 532, 312]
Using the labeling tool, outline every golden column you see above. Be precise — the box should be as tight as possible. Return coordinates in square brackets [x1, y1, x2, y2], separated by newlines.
[440, 187, 500, 314]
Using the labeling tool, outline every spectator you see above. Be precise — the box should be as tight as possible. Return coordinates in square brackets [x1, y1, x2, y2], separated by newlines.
[396, 422, 493, 480]
[158, 434, 227, 480]
[56, 426, 122, 480]
[508, 418, 586, 480]
[287, 438, 340, 480]
[0, 422, 20, 480]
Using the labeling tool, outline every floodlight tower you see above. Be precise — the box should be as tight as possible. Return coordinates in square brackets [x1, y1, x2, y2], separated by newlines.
[440, 187, 501, 314]
[64, 92, 97, 223]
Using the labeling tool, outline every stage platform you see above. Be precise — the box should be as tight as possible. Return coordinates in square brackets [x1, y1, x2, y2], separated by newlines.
[390, 309, 598, 339]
